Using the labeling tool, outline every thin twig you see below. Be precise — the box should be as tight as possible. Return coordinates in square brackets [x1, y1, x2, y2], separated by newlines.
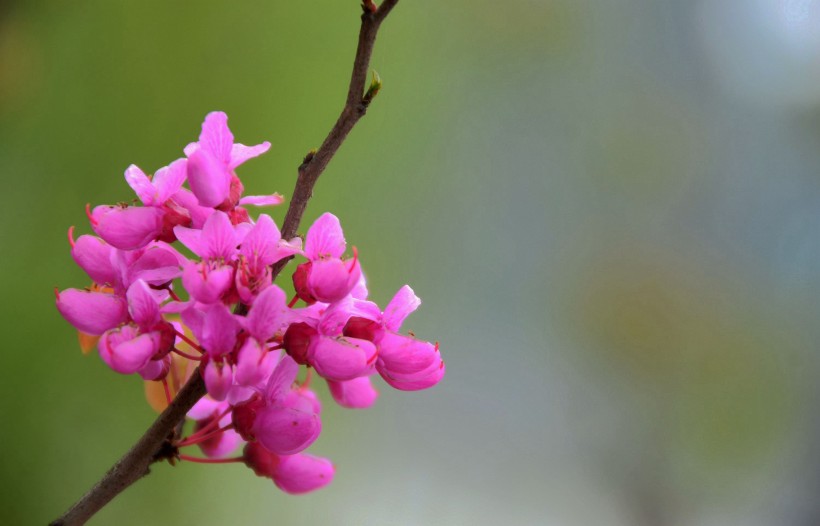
[50, 2, 400, 524]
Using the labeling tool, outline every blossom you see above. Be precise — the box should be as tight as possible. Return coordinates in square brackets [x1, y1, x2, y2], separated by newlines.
[243, 442, 334, 494]
[293, 213, 361, 304]
[55, 110, 444, 497]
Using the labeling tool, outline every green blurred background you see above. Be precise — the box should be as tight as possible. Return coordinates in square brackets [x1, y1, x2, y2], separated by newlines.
[3, 0, 820, 524]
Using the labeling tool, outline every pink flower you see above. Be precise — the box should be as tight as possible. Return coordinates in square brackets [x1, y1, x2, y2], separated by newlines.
[175, 211, 240, 304]
[96, 280, 175, 377]
[293, 213, 361, 304]
[184, 112, 278, 209]
[232, 355, 321, 456]
[244, 442, 334, 494]
[371, 286, 445, 391]
[187, 397, 242, 458]
[88, 204, 164, 251]
[124, 159, 192, 242]
[234, 285, 291, 387]
[326, 377, 379, 409]
[235, 214, 301, 303]
[55, 287, 129, 335]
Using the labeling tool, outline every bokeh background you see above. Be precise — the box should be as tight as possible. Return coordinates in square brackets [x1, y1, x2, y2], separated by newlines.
[2, 0, 820, 524]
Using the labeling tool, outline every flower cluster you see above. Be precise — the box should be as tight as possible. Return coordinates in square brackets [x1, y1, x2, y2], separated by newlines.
[55, 111, 445, 494]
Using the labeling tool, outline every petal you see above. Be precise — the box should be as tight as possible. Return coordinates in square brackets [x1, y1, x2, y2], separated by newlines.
[319, 297, 379, 336]
[181, 262, 234, 304]
[253, 405, 321, 456]
[240, 214, 281, 268]
[138, 356, 170, 381]
[124, 164, 154, 205]
[91, 205, 164, 250]
[326, 377, 378, 409]
[203, 360, 234, 401]
[152, 158, 188, 204]
[173, 225, 205, 257]
[238, 193, 284, 207]
[308, 336, 376, 382]
[376, 333, 444, 391]
[245, 285, 288, 342]
[272, 453, 334, 494]
[229, 141, 271, 170]
[188, 396, 224, 420]
[56, 289, 129, 335]
[308, 258, 360, 304]
[235, 338, 277, 387]
[383, 285, 421, 332]
[304, 213, 345, 260]
[170, 188, 213, 229]
[381, 360, 445, 391]
[187, 148, 231, 208]
[71, 235, 117, 286]
[126, 245, 184, 286]
[198, 111, 234, 165]
[265, 355, 300, 402]
[99, 330, 160, 375]
[201, 211, 238, 260]
[126, 279, 161, 329]
[243, 441, 280, 478]
[199, 427, 243, 458]
[199, 303, 239, 357]
[350, 271, 369, 300]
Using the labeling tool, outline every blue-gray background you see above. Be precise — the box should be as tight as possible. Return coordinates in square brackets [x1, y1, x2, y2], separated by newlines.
[2, 1, 820, 524]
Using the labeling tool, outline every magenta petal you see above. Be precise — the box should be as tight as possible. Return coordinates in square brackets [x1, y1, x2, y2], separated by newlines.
[188, 396, 224, 420]
[71, 235, 117, 286]
[307, 258, 359, 304]
[126, 280, 161, 329]
[265, 355, 300, 402]
[152, 158, 187, 204]
[235, 338, 277, 387]
[56, 288, 129, 335]
[181, 262, 233, 304]
[304, 213, 346, 259]
[253, 405, 321, 456]
[124, 164, 154, 205]
[91, 205, 164, 250]
[187, 148, 231, 208]
[200, 427, 243, 458]
[272, 453, 334, 495]
[327, 376, 378, 409]
[245, 285, 288, 342]
[198, 303, 239, 357]
[381, 360, 445, 391]
[201, 211, 238, 260]
[138, 356, 169, 381]
[203, 361, 234, 401]
[198, 111, 234, 164]
[309, 336, 376, 382]
[383, 285, 421, 332]
[173, 225, 205, 257]
[376, 332, 444, 391]
[99, 328, 160, 374]
[170, 188, 213, 229]
[126, 245, 184, 286]
[240, 214, 280, 267]
[238, 193, 283, 207]
[229, 141, 271, 170]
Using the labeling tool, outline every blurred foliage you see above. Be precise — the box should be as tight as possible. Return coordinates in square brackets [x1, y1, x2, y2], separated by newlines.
[2, 1, 820, 525]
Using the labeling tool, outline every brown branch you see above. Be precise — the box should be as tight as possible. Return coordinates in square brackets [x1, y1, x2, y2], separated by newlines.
[50, 1, 400, 524]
